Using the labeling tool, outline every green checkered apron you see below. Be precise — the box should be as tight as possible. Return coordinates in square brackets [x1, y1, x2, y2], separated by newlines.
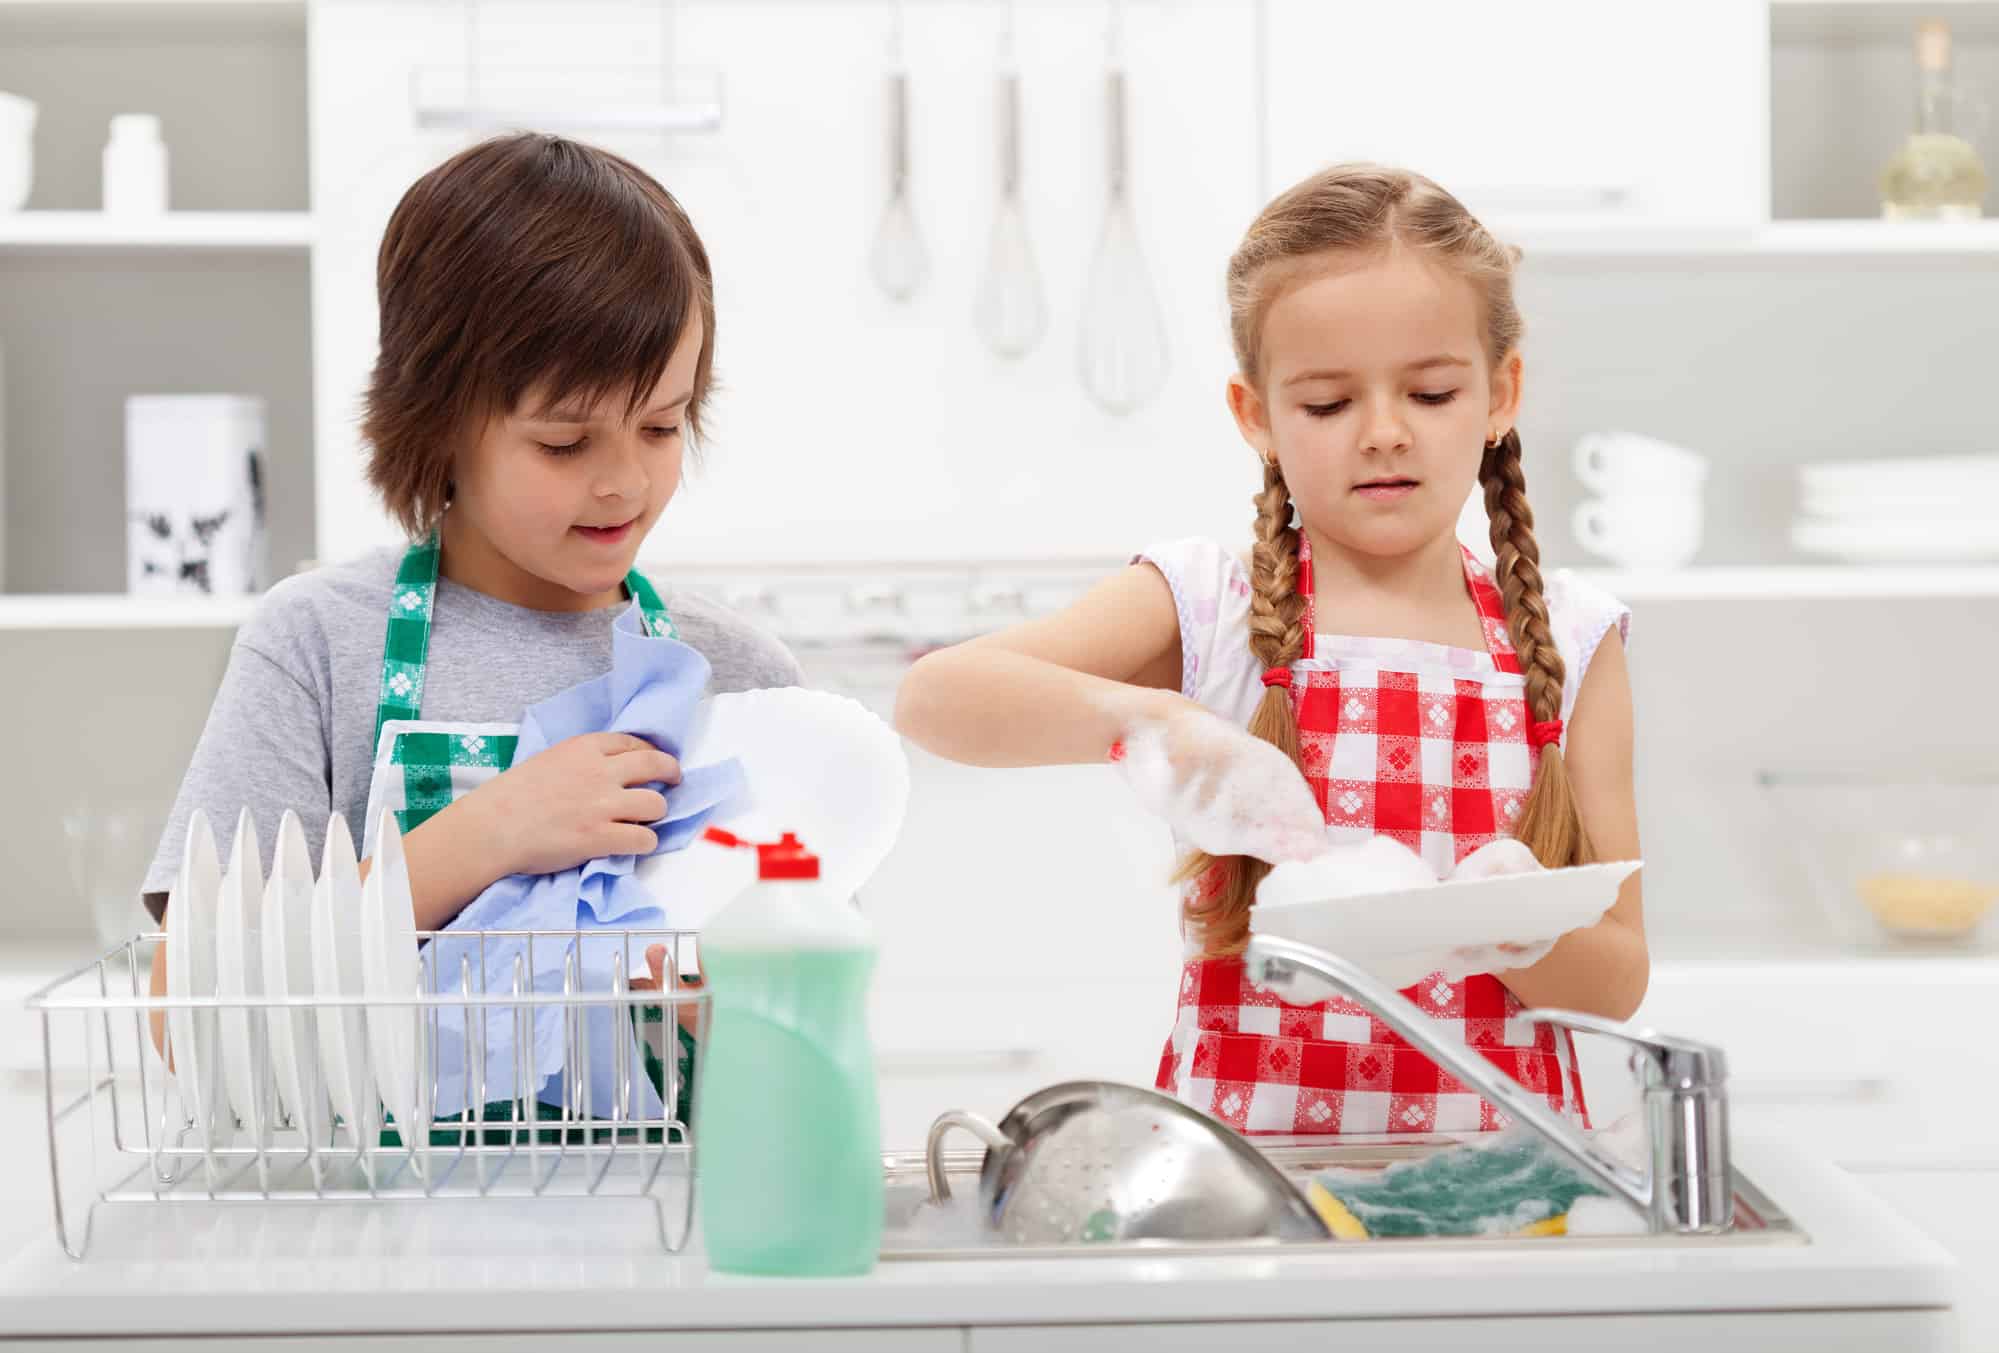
[361, 531, 695, 1140]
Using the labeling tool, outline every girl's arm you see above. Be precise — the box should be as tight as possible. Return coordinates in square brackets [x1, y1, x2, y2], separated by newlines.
[894, 564, 1188, 765]
[1496, 630, 1650, 1021]
[897, 563, 1327, 866]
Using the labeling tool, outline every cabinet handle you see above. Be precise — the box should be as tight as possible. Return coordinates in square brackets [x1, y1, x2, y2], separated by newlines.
[1730, 1076, 1895, 1105]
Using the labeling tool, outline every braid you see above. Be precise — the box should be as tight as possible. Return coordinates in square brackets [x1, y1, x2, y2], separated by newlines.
[1481, 430, 1595, 867]
[1177, 459, 1313, 955]
[1248, 460, 1310, 673]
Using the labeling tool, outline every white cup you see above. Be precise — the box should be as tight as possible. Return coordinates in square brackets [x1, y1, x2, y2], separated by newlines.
[0, 91, 37, 214]
[1573, 431, 1709, 495]
[1572, 494, 1703, 569]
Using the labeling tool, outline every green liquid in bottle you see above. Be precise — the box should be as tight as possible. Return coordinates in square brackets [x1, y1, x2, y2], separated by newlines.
[695, 946, 883, 1276]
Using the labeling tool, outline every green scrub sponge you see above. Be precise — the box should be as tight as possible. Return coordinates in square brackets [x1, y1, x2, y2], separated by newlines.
[1308, 1130, 1609, 1239]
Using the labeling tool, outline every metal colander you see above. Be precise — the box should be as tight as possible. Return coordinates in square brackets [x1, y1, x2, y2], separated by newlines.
[925, 1081, 1329, 1247]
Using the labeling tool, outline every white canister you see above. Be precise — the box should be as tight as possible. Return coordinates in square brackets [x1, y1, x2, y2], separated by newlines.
[126, 395, 268, 596]
[102, 114, 168, 215]
[0, 91, 35, 213]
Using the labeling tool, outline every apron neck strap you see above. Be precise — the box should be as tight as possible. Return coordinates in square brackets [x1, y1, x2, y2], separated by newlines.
[373, 530, 678, 747]
[1291, 531, 1516, 671]
[623, 567, 678, 641]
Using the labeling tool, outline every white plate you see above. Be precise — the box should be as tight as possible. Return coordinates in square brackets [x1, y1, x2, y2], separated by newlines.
[1254, 851, 1643, 990]
[310, 813, 376, 1152]
[164, 809, 227, 1150]
[633, 687, 911, 932]
[214, 808, 265, 1144]
[260, 810, 324, 1145]
[1791, 517, 1999, 562]
[1798, 486, 1999, 521]
[361, 810, 427, 1162]
[1798, 453, 1999, 498]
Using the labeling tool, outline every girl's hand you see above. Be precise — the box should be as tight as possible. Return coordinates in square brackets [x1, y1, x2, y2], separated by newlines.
[462, 732, 682, 877]
[631, 942, 704, 1038]
[1114, 701, 1325, 865]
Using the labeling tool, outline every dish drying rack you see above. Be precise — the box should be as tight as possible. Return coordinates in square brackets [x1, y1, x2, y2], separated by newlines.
[24, 927, 707, 1261]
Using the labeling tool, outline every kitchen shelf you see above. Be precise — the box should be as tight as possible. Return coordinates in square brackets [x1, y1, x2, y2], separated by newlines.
[1771, 0, 1999, 44]
[1568, 565, 1999, 600]
[0, 0, 298, 6]
[3, 567, 1996, 631]
[1513, 218, 1999, 260]
[0, 212, 314, 253]
[0, 594, 256, 630]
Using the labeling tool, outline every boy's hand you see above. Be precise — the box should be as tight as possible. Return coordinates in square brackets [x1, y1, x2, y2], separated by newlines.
[462, 732, 681, 877]
[1113, 701, 1325, 865]
[631, 942, 704, 1038]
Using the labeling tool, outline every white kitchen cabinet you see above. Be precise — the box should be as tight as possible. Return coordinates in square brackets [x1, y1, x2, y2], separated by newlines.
[1634, 959, 1999, 1164]
[0, 2, 317, 594]
[1262, 0, 1768, 228]
[972, 1312, 1953, 1353]
[0, 1337, 961, 1353]
[1853, 1165, 1999, 1353]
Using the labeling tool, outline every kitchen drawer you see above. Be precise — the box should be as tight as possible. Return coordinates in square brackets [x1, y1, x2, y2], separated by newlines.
[1853, 1165, 1999, 1353]
[970, 1311, 1951, 1352]
[1635, 960, 1999, 1163]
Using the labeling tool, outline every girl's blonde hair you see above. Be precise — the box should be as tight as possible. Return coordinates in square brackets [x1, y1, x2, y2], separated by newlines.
[1181, 163, 1594, 956]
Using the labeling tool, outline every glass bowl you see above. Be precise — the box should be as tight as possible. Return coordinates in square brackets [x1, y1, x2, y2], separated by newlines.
[1758, 772, 1999, 949]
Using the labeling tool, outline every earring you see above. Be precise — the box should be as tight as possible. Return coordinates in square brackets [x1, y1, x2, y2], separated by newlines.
[1485, 429, 1506, 450]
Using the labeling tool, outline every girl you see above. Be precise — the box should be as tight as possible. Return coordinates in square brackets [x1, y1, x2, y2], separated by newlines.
[895, 165, 1643, 1136]
[145, 133, 799, 1048]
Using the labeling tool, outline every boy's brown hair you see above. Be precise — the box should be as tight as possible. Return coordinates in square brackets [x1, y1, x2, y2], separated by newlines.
[362, 132, 716, 537]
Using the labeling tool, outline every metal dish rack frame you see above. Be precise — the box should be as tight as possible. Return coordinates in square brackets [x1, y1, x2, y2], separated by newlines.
[24, 927, 707, 1261]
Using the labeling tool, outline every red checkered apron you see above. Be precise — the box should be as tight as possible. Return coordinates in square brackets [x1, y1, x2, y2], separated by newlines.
[1155, 536, 1590, 1135]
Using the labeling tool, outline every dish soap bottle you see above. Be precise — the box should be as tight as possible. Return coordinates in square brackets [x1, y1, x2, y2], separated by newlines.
[694, 828, 883, 1276]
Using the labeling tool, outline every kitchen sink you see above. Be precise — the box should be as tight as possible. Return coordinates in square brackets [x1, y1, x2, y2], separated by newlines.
[879, 1138, 1805, 1260]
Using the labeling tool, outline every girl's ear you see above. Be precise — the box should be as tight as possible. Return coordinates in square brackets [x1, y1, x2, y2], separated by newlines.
[1488, 349, 1524, 435]
[1227, 373, 1275, 460]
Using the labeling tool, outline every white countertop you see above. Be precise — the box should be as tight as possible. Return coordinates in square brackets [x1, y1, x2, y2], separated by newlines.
[0, 1138, 1957, 1337]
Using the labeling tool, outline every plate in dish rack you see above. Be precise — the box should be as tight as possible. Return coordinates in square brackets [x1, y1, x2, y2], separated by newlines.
[311, 813, 377, 1153]
[260, 810, 323, 1146]
[214, 808, 265, 1146]
[360, 810, 428, 1167]
[165, 809, 227, 1152]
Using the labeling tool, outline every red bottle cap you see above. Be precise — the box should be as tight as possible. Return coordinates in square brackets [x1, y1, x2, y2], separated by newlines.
[701, 826, 821, 881]
[754, 832, 820, 881]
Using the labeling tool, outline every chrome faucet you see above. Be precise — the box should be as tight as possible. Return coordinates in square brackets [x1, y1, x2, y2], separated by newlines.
[1242, 935, 1734, 1234]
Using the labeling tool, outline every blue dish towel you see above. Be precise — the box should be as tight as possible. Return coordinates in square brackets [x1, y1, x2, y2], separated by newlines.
[426, 601, 747, 1121]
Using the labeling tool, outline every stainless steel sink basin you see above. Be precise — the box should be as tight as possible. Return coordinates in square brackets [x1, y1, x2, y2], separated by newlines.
[880, 1139, 1805, 1260]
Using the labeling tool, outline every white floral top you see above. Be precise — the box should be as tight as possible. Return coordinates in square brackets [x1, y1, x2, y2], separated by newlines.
[1136, 537, 1631, 744]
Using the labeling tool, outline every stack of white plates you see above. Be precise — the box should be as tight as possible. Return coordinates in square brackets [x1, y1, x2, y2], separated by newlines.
[1792, 455, 1999, 562]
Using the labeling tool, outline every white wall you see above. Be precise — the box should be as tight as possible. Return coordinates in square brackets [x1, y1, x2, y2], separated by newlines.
[313, 0, 1266, 567]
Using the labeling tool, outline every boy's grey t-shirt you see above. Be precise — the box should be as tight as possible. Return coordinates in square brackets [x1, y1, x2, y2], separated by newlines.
[141, 547, 803, 921]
